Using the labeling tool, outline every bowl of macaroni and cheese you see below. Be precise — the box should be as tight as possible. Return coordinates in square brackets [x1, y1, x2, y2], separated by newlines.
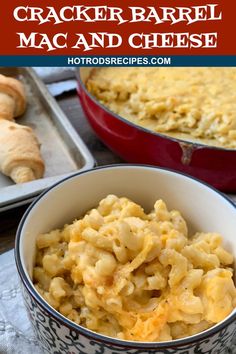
[77, 67, 236, 192]
[15, 165, 236, 354]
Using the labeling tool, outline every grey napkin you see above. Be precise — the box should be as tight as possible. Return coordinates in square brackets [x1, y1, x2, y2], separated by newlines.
[33, 67, 75, 84]
[33, 67, 77, 97]
[0, 250, 42, 354]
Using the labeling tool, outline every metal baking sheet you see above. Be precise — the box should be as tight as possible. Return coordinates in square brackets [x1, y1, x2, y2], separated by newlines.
[0, 67, 94, 212]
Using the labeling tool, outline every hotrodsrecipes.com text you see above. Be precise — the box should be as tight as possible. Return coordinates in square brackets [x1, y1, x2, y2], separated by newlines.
[67, 56, 172, 66]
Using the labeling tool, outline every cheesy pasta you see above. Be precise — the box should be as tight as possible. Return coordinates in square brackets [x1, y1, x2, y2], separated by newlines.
[87, 68, 236, 149]
[33, 195, 236, 342]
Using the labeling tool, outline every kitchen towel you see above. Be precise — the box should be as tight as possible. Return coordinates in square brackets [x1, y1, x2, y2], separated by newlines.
[33, 67, 77, 97]
[0, 250, 42, 354]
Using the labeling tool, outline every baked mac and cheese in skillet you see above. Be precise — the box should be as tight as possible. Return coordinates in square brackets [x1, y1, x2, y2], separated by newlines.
[87, 68, 236, 149]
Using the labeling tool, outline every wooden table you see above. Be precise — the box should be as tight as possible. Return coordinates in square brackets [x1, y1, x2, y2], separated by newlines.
[0, 92, 122, 255]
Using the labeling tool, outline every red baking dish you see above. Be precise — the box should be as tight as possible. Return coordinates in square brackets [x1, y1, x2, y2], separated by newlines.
[76, 68, 236, 192]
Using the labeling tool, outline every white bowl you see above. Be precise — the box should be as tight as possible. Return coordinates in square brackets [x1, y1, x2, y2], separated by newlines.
[15, 165, 236, 354]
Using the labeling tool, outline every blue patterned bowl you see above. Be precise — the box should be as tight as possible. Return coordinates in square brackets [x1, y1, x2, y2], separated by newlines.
[15, 165, 236, 354]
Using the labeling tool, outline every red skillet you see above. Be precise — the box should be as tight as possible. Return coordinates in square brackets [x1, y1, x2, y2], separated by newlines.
[77, 68, 236, 192]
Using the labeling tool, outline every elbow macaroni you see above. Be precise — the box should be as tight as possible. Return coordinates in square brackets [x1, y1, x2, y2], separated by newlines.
[33, 195, 236, 342]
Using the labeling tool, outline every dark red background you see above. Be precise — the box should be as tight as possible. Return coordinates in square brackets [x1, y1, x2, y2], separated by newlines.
[0, 0, 234, 55]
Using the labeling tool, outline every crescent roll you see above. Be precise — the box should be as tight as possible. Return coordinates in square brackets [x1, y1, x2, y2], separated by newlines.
[0, 74, 26, 120]
[0, 120, 44, 184]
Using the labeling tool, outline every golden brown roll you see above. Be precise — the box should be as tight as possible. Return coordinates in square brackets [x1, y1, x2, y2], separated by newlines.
[0, 74, 26, 120]
[0, 120, 44, 183]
